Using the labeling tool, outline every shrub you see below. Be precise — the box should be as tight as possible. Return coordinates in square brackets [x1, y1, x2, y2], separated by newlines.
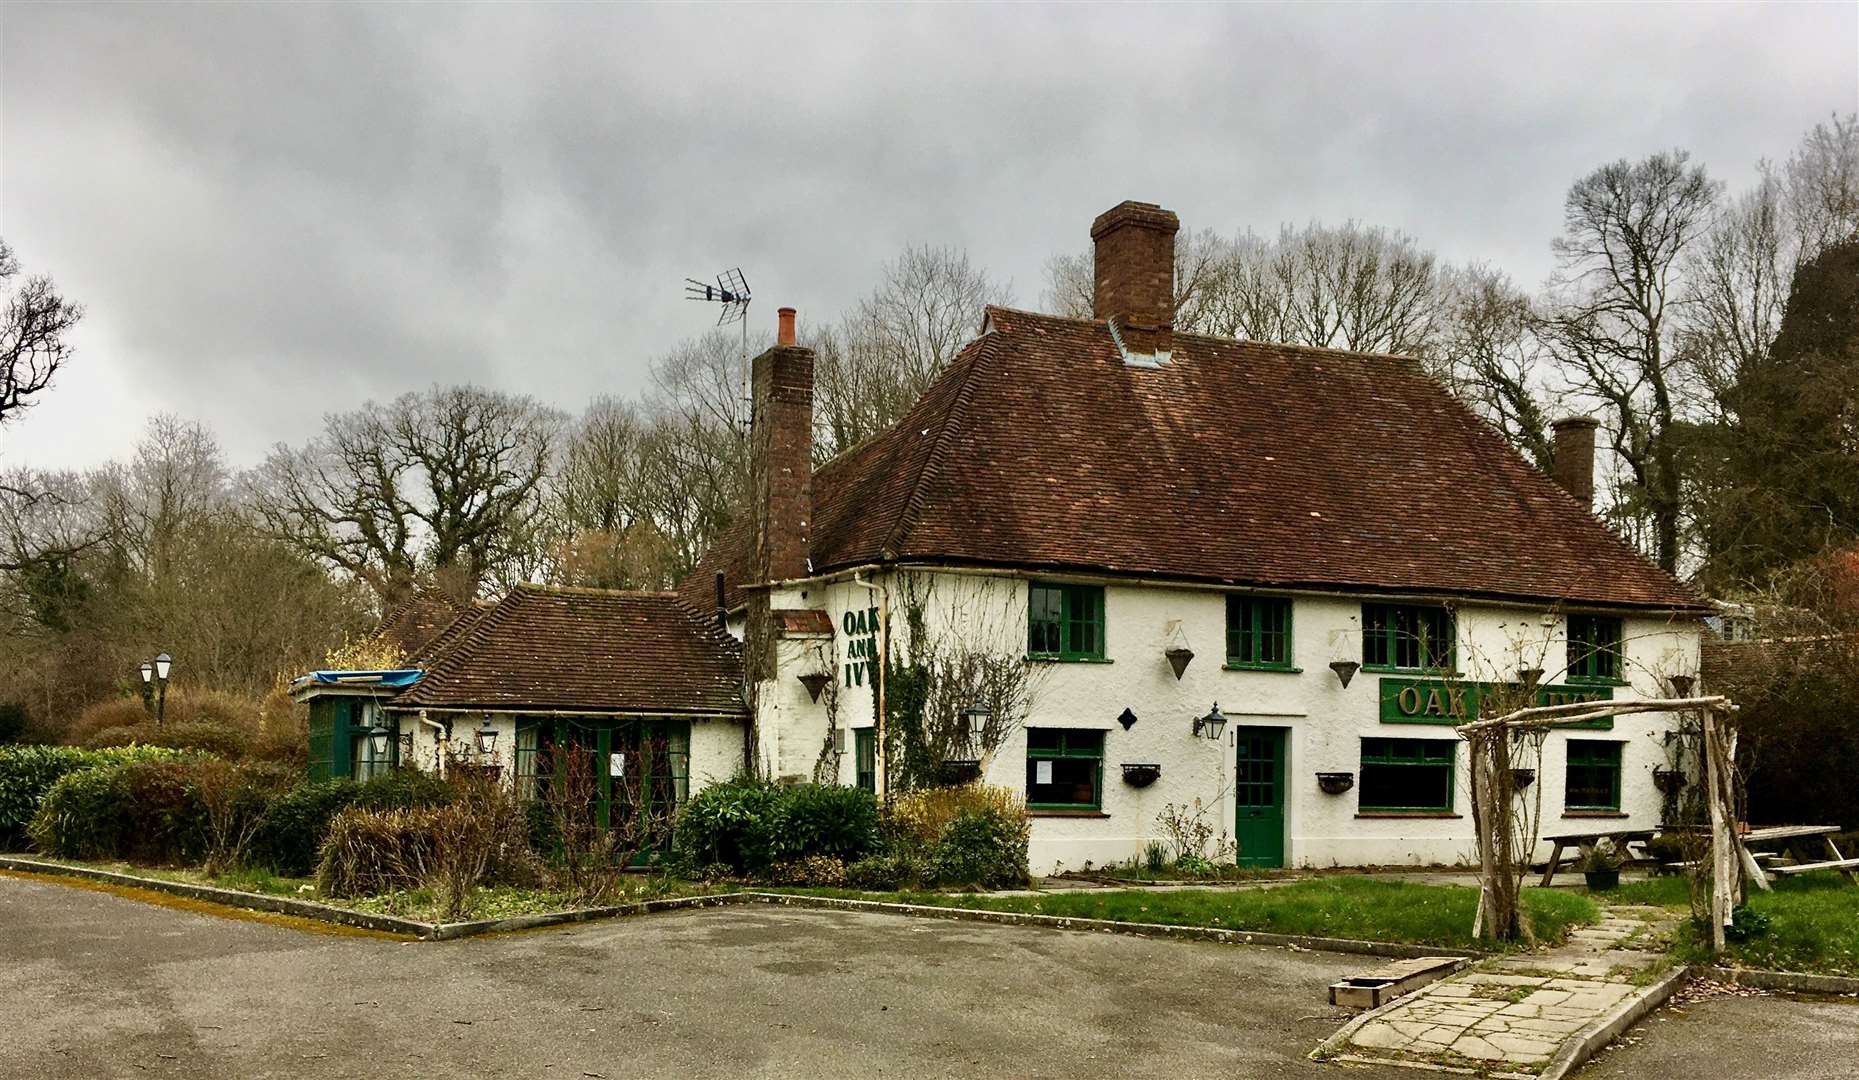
[27, 754, 216, 864]
[352, 767, 456, 813]
[0, 744, 190, 850]
[844, 851, 927, 891]
[770, 854, 848, 886]
[198, 761, 293, 875]
[316, 774, 537, 918]
[673, 778, 880, 876]
[84, 720, 251, 759]
[63, 697, 151, 746]
[251, 780, 358, 875]
[65, 688, 261, 752]
[886, 785, 1030, 889]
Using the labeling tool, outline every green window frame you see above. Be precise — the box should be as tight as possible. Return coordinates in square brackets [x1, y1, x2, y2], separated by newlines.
[1028, 582, 1106, 661]
[1567, 615, 1624, 684]
[1362, 603, 1455, 672]
[854, 728, 875, 793]
[1226, 595, 1294, 669]
[1026, 728, 1104, 810]
[1359, 737, 1456, 813]
[1565, 739, 1622, 811]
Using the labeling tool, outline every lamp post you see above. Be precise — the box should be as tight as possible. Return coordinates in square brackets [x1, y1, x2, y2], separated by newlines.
[140, 652, 173, 728]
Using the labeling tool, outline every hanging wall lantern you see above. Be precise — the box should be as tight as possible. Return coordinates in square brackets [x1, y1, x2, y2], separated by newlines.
[798, 671, 832, 703]
[475, 719, 498, 756]
[1193, 702, 1228, 740]
[367, 724, 391, 758]
[1329, 660, 1361, 689]
[1165, 646, 1195, 680]
[962, 701, 992, 743]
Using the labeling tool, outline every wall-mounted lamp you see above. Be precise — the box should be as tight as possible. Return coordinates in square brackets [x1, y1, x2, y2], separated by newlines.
[962, 701, 992, 743]
[1165, 646, 1195, 680]
[475, 718, 498, 756]
[1193, 702, 1228, 740]
[1329, 660, 1361, 689]
[366, 724, 391, 758]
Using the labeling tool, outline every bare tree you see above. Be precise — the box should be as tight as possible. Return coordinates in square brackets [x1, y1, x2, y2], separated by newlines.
[816, 246, 1012, 457]
[643, 329, 756, 572]
[1434, 267, 1558, 470]
[0, 240, 82, 433]
[1679, 173, 1790, 421]
[1039, 227, 1228, 332]
[1785, 113, 1859, 257]
[1542, 150, 1721, 572]
[252, 385, 563, 604]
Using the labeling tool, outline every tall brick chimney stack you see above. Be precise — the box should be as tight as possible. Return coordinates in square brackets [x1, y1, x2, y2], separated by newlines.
[1092, 200, 1179, 357]
[751, 307, 813, 583]
[1551, 416, 1600, 510]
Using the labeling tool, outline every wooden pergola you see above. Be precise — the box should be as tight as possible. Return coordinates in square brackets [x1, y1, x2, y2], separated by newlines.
[1457, 694, 1743, 951]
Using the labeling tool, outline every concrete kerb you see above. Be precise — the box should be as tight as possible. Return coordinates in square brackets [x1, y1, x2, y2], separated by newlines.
[0, 858, 1489, 959]
[1694, 965, 1859, 997]
[1538, 963, 1693, 1080]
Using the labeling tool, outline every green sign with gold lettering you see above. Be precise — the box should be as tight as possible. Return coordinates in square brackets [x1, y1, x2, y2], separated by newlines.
[1378, 677, 1614, 730]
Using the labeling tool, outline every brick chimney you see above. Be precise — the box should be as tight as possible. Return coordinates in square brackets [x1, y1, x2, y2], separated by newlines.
[1551, 416, 1599, 509]
[751, 307, 813, 582]
[1092, 200, 1179, 358]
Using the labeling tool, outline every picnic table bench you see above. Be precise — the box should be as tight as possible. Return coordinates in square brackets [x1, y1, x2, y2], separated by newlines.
[1738, 825, 1859, 890]
[1539, 828, 1655, 886]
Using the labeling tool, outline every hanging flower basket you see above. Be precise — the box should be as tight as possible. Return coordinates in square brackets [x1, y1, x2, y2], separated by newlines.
[1165, 647, 1194, 680]
[797, 671, 832, 703]
[1510, 768, 1536, 790]
[1652, 767, 1686, 795]
[1316, 771, 1355, 795]
[1120, 762, 1162, 788]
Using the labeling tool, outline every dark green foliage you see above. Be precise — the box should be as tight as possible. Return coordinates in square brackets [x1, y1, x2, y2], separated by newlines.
[28, 756, 215, 864]
[0, 745, 189, 849]
[250, 769, 453, 876]
[843, 851, 926, 891]
[250, 779, 358, 875]
[673, 778, 880, 876]
[930, 806, 1032, 889]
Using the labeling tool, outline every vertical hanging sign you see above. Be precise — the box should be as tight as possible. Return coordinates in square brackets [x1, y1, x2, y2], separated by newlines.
[843, 606, 880, 687]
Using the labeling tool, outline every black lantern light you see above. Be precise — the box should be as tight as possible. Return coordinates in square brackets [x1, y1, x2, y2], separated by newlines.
[475, 718, 498, 756]
[367, 723, 391, 758]
[1193, 702, 1228, 740]
[962, 701, 992, 744]
[138, 652, 174, 727]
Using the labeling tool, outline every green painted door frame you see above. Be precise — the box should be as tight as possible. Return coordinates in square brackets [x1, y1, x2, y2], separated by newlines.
[1234, 727, 1288, 868]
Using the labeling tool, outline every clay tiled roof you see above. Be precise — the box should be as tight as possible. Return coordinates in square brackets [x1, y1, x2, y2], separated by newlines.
[773, 609, 835, 636]
[391, 585, 745, 716]
[695, 306, 1705, 612]
[375, 590, 473, 659]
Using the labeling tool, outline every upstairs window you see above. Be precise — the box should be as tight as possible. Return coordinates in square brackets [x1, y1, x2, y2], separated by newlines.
[1567, 615, 1624, 683]
[1362, 603, 1455, 671]
[1026, 728, 1104, 810]
[1028, 582, 1106, 661]
[1565, 740, 1623, 811]
[1226, 595, 1294, 669]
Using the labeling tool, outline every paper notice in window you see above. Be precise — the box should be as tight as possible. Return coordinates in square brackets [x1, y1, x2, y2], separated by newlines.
[609, 752, 625, 778]
[1035, 760, 1053, 785]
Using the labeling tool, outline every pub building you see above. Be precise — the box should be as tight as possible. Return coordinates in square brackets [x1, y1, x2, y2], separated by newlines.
[297, 200, 1705, 874]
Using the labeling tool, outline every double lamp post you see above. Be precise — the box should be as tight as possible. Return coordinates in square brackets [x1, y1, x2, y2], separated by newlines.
[138, 652, 172, 727]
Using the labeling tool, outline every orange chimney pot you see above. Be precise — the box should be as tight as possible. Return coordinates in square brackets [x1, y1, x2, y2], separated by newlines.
[777, 307, 797, 346]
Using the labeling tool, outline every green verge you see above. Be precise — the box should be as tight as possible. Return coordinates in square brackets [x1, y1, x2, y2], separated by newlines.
[1609, 871, 1859, 977]
[777, 878, 1599, 951]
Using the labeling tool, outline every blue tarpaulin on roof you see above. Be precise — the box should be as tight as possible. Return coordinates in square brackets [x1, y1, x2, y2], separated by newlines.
[296, 669, 424, 688]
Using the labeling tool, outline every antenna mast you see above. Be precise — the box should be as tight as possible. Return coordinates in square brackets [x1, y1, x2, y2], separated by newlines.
[684, 268, 754, 432]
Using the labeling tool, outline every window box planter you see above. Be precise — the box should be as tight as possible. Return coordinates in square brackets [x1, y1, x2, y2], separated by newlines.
[1316, 771, 1355, 795]
[1120, 762, 1161, 788]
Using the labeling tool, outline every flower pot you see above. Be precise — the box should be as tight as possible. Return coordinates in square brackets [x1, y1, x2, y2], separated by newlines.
[1120, 762, 1162, 788]
[1583, 868, 1620, 891]
[1316, 771, 1355, 795]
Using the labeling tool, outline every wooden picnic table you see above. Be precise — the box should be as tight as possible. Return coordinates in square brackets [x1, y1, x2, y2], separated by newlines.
[1737, 824, 1859, 890]
[1539, 828, 1656, 886]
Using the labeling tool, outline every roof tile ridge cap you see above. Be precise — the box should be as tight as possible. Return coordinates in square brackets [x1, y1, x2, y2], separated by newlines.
[877, 332, 1000, 562]
[669, 595, 744, 652]
[406, 589, 528, 700]
[983, 303, 1094, 327]
[521, 582, 678, 599]
[1184, 332, 1421, 365]
[1425, 374, 1704, 606]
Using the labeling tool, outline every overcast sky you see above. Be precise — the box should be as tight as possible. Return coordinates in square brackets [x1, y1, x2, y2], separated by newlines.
[2, 2, 1854, 472]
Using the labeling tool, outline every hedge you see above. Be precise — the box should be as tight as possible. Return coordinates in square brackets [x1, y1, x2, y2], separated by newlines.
[0, 745, 192, 850]
[674, 778, 880, 875]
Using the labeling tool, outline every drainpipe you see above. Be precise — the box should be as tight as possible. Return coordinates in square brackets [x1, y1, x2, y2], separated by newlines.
[852, 573, 889, 800]
[418, 709, 447, 777]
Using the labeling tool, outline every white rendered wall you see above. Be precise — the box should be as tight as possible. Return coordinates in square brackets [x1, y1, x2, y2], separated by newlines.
[750, 568, 1702, 876]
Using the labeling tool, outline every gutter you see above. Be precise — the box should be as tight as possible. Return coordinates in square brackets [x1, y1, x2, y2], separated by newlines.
[852, 572, 889, 799]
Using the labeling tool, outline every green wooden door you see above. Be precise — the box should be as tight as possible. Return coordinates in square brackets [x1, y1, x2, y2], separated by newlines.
[1234, 728, 1287, 868]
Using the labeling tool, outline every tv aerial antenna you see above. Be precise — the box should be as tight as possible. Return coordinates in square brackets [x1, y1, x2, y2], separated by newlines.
[685, 267, 755, 432]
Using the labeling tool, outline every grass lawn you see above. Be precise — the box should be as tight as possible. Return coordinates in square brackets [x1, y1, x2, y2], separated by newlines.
[782, 877, 1599, 951]
[1608, 871, 1859, 977]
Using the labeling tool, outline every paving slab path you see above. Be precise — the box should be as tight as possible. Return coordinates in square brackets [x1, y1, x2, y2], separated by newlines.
[1328, 903, 1677, 1076]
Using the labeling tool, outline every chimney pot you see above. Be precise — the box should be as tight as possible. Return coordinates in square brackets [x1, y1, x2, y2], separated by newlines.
[1551, 416, 1600, 509]
[1091, 200, 1179, 358]
[777, 307, 797, 347]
